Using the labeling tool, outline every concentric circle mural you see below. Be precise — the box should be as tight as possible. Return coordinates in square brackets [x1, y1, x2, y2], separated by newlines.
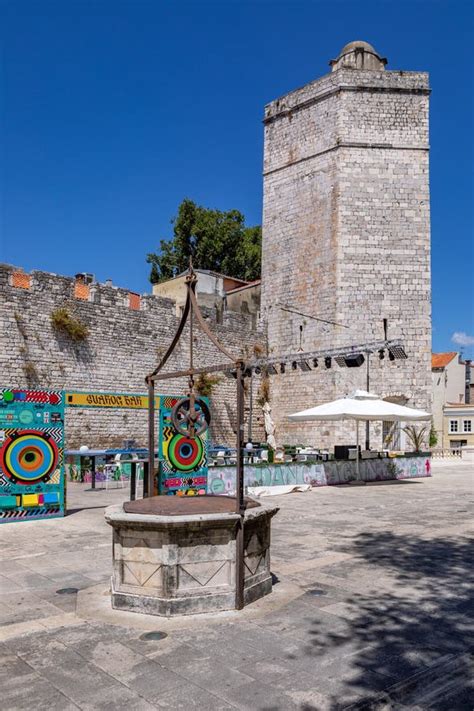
[0, 430, 59, 485]
[167, 433, 204, 473]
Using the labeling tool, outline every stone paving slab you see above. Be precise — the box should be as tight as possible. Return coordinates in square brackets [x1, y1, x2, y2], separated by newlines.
[0, 464, 473, 710]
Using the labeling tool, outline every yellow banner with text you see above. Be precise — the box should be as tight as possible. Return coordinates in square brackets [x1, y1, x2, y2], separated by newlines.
[65, 392, 160, 409]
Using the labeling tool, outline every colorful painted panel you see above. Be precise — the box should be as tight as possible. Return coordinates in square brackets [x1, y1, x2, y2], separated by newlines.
[159, 396, 209, 496]
[0, 389, 65, 523]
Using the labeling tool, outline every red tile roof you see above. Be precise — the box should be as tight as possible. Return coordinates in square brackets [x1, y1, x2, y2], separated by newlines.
[432, 352, 457, 369]
[226, 279, 261, 294]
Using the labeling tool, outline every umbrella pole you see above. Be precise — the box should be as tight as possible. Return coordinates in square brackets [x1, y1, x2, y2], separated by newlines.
[356, 421, 360, 480]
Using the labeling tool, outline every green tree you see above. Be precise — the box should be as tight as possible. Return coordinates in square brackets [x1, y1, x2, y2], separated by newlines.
[146, 199, 262, 283]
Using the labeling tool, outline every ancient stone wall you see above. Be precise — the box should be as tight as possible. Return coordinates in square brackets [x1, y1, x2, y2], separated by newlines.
[261, 57, 432, 447]
[0, 264, 265, 448]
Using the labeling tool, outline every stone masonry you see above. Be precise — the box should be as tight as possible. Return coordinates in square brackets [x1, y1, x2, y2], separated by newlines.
[260, 41, 432, 447]
[0, 264, 265, 448]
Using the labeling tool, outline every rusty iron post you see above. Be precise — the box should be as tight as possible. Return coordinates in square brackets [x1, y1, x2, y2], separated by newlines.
[130, 461, 136, 501]
[147, 379, 155, 498]
[143, 461, 149, 498]
[235, 362, 245, 610]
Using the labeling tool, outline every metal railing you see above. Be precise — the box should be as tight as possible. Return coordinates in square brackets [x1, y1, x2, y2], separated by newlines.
[431, 449, 463, 459]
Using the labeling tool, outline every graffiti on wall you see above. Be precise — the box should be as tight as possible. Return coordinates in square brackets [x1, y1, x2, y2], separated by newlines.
[207, 456, 432, 496]
[159, 396, 209, 495]
[0, 389, 65, 523]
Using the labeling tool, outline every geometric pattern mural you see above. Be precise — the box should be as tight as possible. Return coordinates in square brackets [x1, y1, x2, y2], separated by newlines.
[0, 388, 65, 523]
[158, 396, 209, 496]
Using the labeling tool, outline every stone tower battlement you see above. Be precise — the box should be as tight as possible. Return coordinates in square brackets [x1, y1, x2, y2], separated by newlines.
[261, 42, 432, 446]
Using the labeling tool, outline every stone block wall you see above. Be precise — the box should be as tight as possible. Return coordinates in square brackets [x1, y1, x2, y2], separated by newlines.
[261, 62, 432, 447]
[0, 264, 265, 448]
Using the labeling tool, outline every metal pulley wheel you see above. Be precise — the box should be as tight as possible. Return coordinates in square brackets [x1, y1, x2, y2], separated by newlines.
[171, 397, 211, 437]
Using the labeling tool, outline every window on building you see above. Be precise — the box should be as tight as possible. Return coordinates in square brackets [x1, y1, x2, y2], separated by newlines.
[449, 420, 459, 433]
[463, 420, 472, 433]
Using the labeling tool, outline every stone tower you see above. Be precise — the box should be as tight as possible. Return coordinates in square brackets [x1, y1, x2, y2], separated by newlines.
[261, 41, 431, 446]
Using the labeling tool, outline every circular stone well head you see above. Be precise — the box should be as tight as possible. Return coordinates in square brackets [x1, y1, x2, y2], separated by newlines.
[123, 494, 260, 516]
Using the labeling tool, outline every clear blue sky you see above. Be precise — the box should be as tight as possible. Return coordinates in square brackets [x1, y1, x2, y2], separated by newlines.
[1, 0, 473, 356]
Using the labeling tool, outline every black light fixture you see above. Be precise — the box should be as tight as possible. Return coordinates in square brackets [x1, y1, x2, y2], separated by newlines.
[388, 345, 407, 360]
[325, 356, 332, 369]
[335, 353, 365, 368]
[292, 361, 298, 370]
[254, 366, 261, 375]
[344, 353, 365, 368]
[378, 349, 385, 360]
[312, 358, 318, 368]
[280, 362, 286, 374]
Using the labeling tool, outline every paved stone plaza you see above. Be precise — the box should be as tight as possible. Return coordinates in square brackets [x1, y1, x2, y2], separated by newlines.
[0, 463, 472, 710]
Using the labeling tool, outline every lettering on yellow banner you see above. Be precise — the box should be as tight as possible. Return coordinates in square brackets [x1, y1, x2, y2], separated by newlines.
[65, 392, 159, 409]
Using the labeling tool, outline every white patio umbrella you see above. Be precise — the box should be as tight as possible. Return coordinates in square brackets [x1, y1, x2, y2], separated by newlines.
[288, 390, 431, 479]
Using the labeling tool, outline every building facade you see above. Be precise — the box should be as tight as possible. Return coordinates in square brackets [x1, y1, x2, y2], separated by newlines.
[432, 352, 471, 448]
[443, 403, 474, 450]
[260, 40, 432, 447]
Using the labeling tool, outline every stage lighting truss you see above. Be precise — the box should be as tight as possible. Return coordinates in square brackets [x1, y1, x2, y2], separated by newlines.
[248, 339, 407, 376]
[222, 340, 407, 379]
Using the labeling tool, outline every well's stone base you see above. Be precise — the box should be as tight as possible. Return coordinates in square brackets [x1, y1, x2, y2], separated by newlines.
[104, 499, 278, 617]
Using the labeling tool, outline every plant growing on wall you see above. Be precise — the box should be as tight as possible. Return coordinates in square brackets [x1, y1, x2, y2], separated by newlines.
[51, 307, 89, 341]
[403, 425, 428, 453]
[23, 361, 39, 386]
[256, 372, 271, 407]
[195, 373, 220, 397]
[428, 420, 438, 448]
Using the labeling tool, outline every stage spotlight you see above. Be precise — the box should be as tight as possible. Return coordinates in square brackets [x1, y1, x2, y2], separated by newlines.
[378, 349, 385, 360]
[325, 356, 332, 369]
[335, 353, 365, 368]
[388, 345, 407, 360]
[312, 358, 318, 368]
[389, 350, 395, 361]
[345, 354, 365, 368]
[292, 361, 298, 370]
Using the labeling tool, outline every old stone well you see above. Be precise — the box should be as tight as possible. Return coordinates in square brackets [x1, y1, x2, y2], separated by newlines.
[105, 495, 279, 616]
[104, 268, 279, 617]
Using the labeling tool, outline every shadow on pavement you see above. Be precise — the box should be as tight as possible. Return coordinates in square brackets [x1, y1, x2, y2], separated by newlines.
[300, 532, 473, 709]
[66, 505, 108, 515]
